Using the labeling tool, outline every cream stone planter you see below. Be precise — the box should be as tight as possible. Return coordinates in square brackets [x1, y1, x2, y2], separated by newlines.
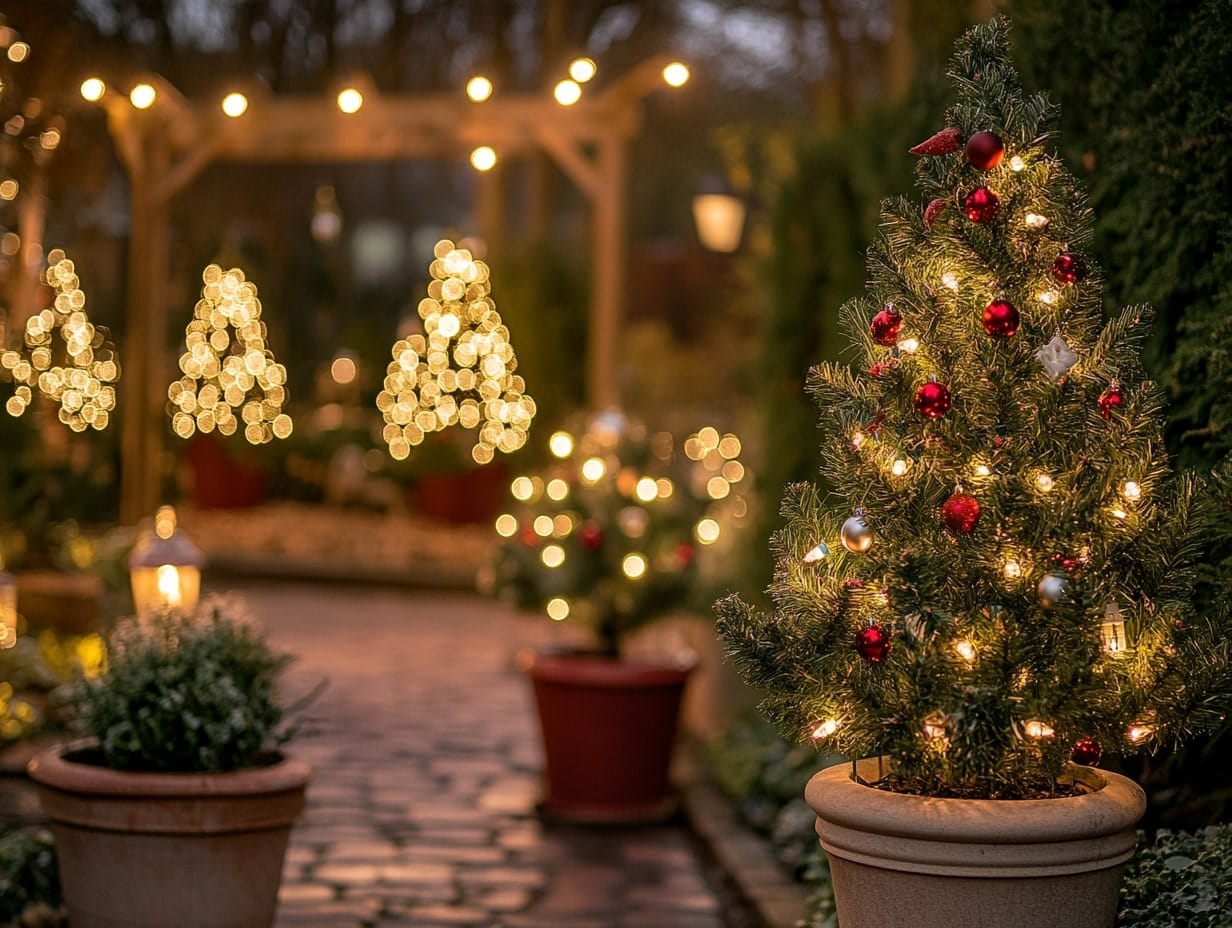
[28, 741, 311, 928]
[805, 760, 1145, 928]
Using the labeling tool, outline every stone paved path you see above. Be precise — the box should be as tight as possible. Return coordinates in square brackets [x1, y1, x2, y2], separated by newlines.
[230, 581, 738, 928]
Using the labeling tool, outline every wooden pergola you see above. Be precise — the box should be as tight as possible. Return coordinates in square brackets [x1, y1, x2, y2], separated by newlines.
[98, 58, 682, 524]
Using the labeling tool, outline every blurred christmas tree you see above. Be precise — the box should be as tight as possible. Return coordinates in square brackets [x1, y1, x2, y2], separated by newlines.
[717, 16, 1232, 799]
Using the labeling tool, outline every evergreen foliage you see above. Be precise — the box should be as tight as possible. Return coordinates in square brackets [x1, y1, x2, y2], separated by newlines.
[1010, 0, 1232, 469]
[716, 17, 1232, 798]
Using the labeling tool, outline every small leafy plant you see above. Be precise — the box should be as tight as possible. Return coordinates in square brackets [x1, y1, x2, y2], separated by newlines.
[1118, 825, 1232, 928]
[67, 598, 293, 772]
[0, 827, 62, 926]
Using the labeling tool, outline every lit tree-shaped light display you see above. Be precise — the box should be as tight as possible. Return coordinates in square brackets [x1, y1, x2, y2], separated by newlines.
[717, 18, 1231, 798]
[377, 240, 535, 464]
[2, 249, 119, 431]
[169, 264, 291, 445]
[491, 412, 747, 658]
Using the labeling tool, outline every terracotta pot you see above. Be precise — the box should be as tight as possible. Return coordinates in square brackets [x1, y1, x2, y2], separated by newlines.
[805, 760, 1145, 928]
[28, 741, 311, 928]
[527, 652, 693, 823]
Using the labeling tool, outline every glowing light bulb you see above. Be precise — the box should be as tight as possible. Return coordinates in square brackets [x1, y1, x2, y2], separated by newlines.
[130, 83, 157, 109]
[1127, 723, 1152, 744]
[546, 479, 569, 501]
[1121, 480, 1142, 502]
[541, 544, 565, 568]
[568, 57, 597, 82]
[511, 476, 534, 501]
[533, 515, 554, 537]
[471, 146, 497, 171]
[1035, 474, 1054, 492]
[656, 479, 674, 499]
[973, 463, 992, 478]
[554, 79, 582, 105]
[696, 518, 721, 545]
[1003, 559, 1023, 580]
[495, 514, 518, 537]
[1024, 719, 1055, 739]
[851, 430, 867, 450]
[955, 640, 976, 662]
[891, 459, 908, 477]
[466, 76, 493, 102]
[812, 719, 840, 739]
[221, 92, 248, 117]
[941, 272, 960, 291]
[622, 553, 647, 579]
[337, 87, 363, 113]
[1024, 213, 1049, 230]
[1038, 290, 1059, 306]
[635, 477, 658, 502]
[897, 337, 919, 354]
[662, 62, 690, 87]
[1009, 155, 1025, 171]
[581, 457, 606, 483]
[549, 431, 574, 458]
[80, 78, 106, 102]
[547, 597, 569, 621]
[330, 355, 357, 385]
[156, 564, 183, 608]
[1110, 506, 1128, 521]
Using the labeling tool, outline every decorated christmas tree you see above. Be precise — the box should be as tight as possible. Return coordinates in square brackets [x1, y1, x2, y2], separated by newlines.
[717, 17, 1232, 799]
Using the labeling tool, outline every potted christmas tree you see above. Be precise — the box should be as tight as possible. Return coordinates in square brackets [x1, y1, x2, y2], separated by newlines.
[716, 17, 1232, 928]
[490, 410, 747, 821]
[26, 597, 311, 928]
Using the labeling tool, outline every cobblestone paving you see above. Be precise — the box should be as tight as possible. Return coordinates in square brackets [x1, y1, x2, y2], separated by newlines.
[233, 582, 733, 928]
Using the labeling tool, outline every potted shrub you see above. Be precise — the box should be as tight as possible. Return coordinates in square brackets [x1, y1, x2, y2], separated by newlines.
[489, 410, 747, 821]
[716, 17, 1231, 928]
[26, 597, 311, 928]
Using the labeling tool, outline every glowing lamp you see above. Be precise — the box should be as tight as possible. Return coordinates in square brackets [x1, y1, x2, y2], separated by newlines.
[553, 80, 582, 106]
[569, 57, 597, 82]
[221, 92, 248, 118]
[662, 62, 690, 87]
[337, 87, 363, 113]
[470, 146, 497, 171]
[692, 177, 746, 253]
[954, 640, 976, 662]
[0, 570, 17, 649]
[549, 431, 574, 458]
[466, 76, 493, 102]
[128, 506, 203, 620]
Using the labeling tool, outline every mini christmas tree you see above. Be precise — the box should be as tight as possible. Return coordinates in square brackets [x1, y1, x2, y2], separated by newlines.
[717, 17, 1232, 799]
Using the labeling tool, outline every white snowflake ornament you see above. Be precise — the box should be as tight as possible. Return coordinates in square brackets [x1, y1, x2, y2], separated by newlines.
[1036, 334, 1078, 381]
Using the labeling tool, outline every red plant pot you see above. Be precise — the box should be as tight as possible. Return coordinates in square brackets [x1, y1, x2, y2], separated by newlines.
[527, 652, 693, 823]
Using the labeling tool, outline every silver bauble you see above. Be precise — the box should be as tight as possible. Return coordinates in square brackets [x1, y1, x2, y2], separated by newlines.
[841, 514, 873, 553]
[1037, 573, 1070, 609]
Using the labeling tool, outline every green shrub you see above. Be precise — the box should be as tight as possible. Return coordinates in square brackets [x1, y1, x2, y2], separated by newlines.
[1119, 826, 1232, 927]
[0, 828, 61, 926]
[67, 599, 294, 772]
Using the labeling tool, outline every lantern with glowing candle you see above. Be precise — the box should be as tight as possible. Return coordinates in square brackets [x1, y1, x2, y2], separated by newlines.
[128, 507, 203, 620]
[1101, 601, 1128, 655]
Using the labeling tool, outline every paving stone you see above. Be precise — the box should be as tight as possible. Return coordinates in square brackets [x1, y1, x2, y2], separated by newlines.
[278, 883, 336, 904]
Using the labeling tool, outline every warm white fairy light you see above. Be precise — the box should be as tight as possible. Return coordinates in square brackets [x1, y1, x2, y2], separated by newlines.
[896, 337, 919, 353]
[376, 240, 535, 463]
[955, 640, 976, 662]
[811, 718, 840, 739]
[1035, 473, 1054, 492]
[568, 57, 597, 82]
[541, 544, 565, 568]
[510, 476, 534, 501]
[1024, 720, 1055, 739]
[662, 62, 690, 87]
[3, 250, 120, 432]
[1009, 155, 1025, 171]
[554, 79, 582, 105]
[622, 553, 647, 579]
[546, 597, 569, 621]
[1002, 558, 1023, 580]
[695, 518, 721, 545]
[581, 457, 606, 483]
[1038, 289, 1059, 306]
[549, 431, 574, 458]
[851, 430, 867, 450]
[890, 458, 909, 476]
[1121, 480, 1142, 502]
[972, 462, 992, 478]
[1110, 506, 1128, 521]
[80, 77, 105, 101]
[466, 76, 493, 102]
[546, 478, 569, 501]
[552, 514, 573, 536]
[470, 146, 497, 171]
[1127, 723, 1153, 744]
[494, 514, 518, 537]
[631, 477, 655, 502]
[1024, 212, 1049, 230]
[940, 272, 960, 291]
[533, 515, 554, 537]
[706, 476, 730, 500]
[656, 478, 674, 499]
[129, 83, 156, 109]
[336, 87, 363, 113]
[170, 264, 290, 444]
[220, 92, 248, 117]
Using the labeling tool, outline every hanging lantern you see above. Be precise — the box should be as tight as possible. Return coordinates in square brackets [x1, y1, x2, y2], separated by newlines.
[128, 506, 203, 620]
[692, 176, 746, 253]
[1100, 601, 1128, 655]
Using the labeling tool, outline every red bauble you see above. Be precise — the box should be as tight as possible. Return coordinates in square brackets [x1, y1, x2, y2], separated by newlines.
[1071, 737, 1103, 767]
[914, 380, 952, 419]
[579, 521, 604, 551]
[923, 198, 947, 229]
[941, 492, 981, 534]
[869, 307, 902, 347]
[1052, 251, 1088, 285]
[982, 299, 1020, 338]
[855, 624, 892, 664]
[1097, 385, 1125, 420]
[519, 526, 539, 547]
[963, 186, 1001, 224]
[676, 542, 696, 567]
[909, 126, 962, 156]
[965, 130, 1005, 170]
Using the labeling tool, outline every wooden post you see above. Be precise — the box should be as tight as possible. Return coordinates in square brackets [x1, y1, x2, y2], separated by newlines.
[589, 135, 627, 411]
